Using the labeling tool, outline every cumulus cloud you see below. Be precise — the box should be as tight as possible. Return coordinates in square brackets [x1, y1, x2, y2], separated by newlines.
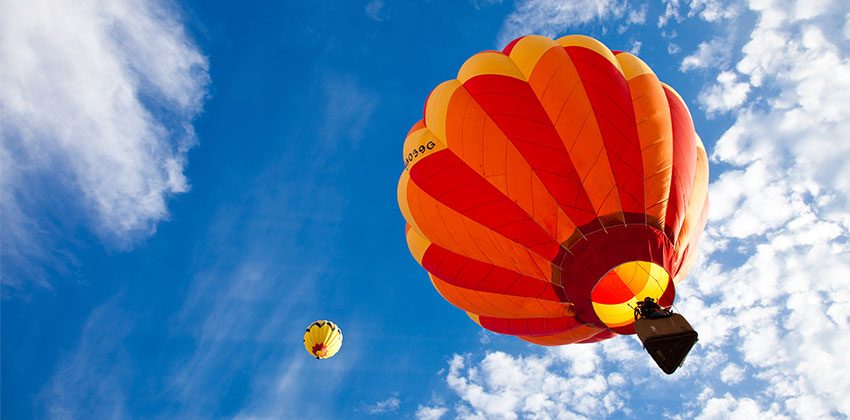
[668, 43, 683, 54]
[616, 6, 647, 35]
[416, 405, 448, 420]
[692, 2, 850, 416]
[698, 71, 750, 115]
[694, 394, 786, 419]
[720, 364, 745, 385]
[497, 0, 628, 46]
[0, 0, 209, 288]
[659, 0, 687, 27]
[442, 349, 632, 419]
[689, 0, 741, 22]
[627, 6, 648, 24]
[665, 0, 850, 416]
[659, 0, 741, 26]
[681, 38, 732, 71]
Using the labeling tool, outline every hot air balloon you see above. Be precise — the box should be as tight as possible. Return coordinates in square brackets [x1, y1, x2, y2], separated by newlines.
[304, 320, 343, 359]
[398, 35, 708, 374]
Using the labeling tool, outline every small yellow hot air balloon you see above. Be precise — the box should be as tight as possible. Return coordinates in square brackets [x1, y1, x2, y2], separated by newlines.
[303, 320, 343, 359]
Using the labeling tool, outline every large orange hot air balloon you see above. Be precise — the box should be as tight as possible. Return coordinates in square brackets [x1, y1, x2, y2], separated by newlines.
[398, 35, 708, 369]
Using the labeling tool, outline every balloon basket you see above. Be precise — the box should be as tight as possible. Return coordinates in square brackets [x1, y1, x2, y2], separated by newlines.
[634, 314, 698, 374]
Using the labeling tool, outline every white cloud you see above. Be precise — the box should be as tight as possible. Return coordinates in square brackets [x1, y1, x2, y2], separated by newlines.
[662, 29, 679, 39]
[0, 0, 209, 287]
[698, 71, 750, 115]
[658, 0, 682, 27]
[720, 364, 745, 385]
[627, 5, 648, 24]
[707, 160, 804, 238]
[660, 0, 741, 26]
[630, 40, 643, 55]
[792, 0, 835, 21]
[687, 0, 850, 416]
[668, 43, 683, 54]
[497, 0, 628, 46]
[681, 38, 732, 71]
[689, 0, 741, 21]
[416, 405, 448, 420]
[365, 396, 402, 414]
[695, 394, 786, 419]
[443, 349, 630, 419]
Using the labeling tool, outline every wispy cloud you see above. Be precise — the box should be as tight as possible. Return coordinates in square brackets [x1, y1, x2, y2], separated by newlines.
[364, 396, 402, 414]
[319, 74, 379, 152]
[365, 0, 386, 22]
[0, 0, 209, 289]
[469, 0, 503, 10]
[37, 297, 133, 419]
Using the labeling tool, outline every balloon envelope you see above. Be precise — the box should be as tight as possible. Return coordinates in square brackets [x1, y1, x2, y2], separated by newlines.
[398, 35, 709, 345]
[304, 320, 343, 359]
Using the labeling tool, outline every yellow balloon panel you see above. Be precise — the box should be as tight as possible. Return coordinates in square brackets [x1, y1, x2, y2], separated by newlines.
[591, 261, 670, 328]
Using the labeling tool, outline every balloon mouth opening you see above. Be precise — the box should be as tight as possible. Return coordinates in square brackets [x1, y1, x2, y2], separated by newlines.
[312, 343, 329, 358]
[590, 261, 672, 329]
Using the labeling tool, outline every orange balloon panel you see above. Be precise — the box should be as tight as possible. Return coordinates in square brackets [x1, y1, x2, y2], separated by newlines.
[398, 35, 709, 345]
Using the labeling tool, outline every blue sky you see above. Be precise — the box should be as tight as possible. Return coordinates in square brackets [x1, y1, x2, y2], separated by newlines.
[2, 0, 850, 418]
